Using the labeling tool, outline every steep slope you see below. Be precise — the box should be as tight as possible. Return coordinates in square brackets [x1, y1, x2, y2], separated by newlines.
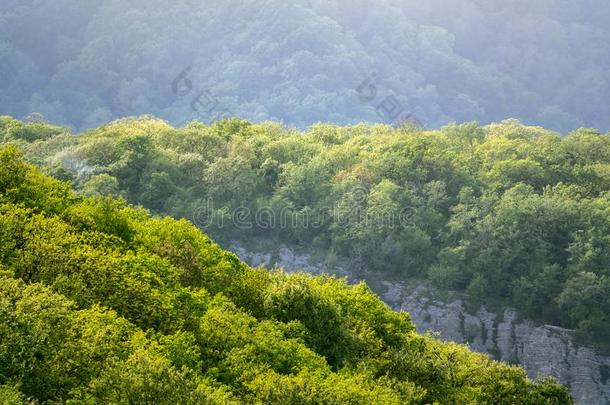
[230, 242, 610, 405]
[0, 145, 572, 403]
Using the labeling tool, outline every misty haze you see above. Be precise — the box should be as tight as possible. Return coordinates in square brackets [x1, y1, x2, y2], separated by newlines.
[1, 0, 610, 132]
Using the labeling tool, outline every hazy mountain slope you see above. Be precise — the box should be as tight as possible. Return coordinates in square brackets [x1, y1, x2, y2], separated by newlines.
[1, 0, 610, 132]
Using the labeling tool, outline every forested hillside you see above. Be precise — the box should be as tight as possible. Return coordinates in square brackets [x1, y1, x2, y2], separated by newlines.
[2, 0, 610, 132]
[2, 115, 609, 353]
[0, 145, 573, 403]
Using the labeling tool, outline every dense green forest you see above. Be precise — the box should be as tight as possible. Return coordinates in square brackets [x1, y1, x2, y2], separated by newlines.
[0, 145, 572, 403]
[2, 0, 610, 132]
[2, 115, 609, 353]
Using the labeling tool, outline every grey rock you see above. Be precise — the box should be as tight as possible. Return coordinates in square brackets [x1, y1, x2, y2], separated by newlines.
[393, 282, 610, 405]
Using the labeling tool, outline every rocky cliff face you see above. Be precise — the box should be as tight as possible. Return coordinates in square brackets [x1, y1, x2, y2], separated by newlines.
[229, 243, 610, 405]
[382, 283, 610, 405]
